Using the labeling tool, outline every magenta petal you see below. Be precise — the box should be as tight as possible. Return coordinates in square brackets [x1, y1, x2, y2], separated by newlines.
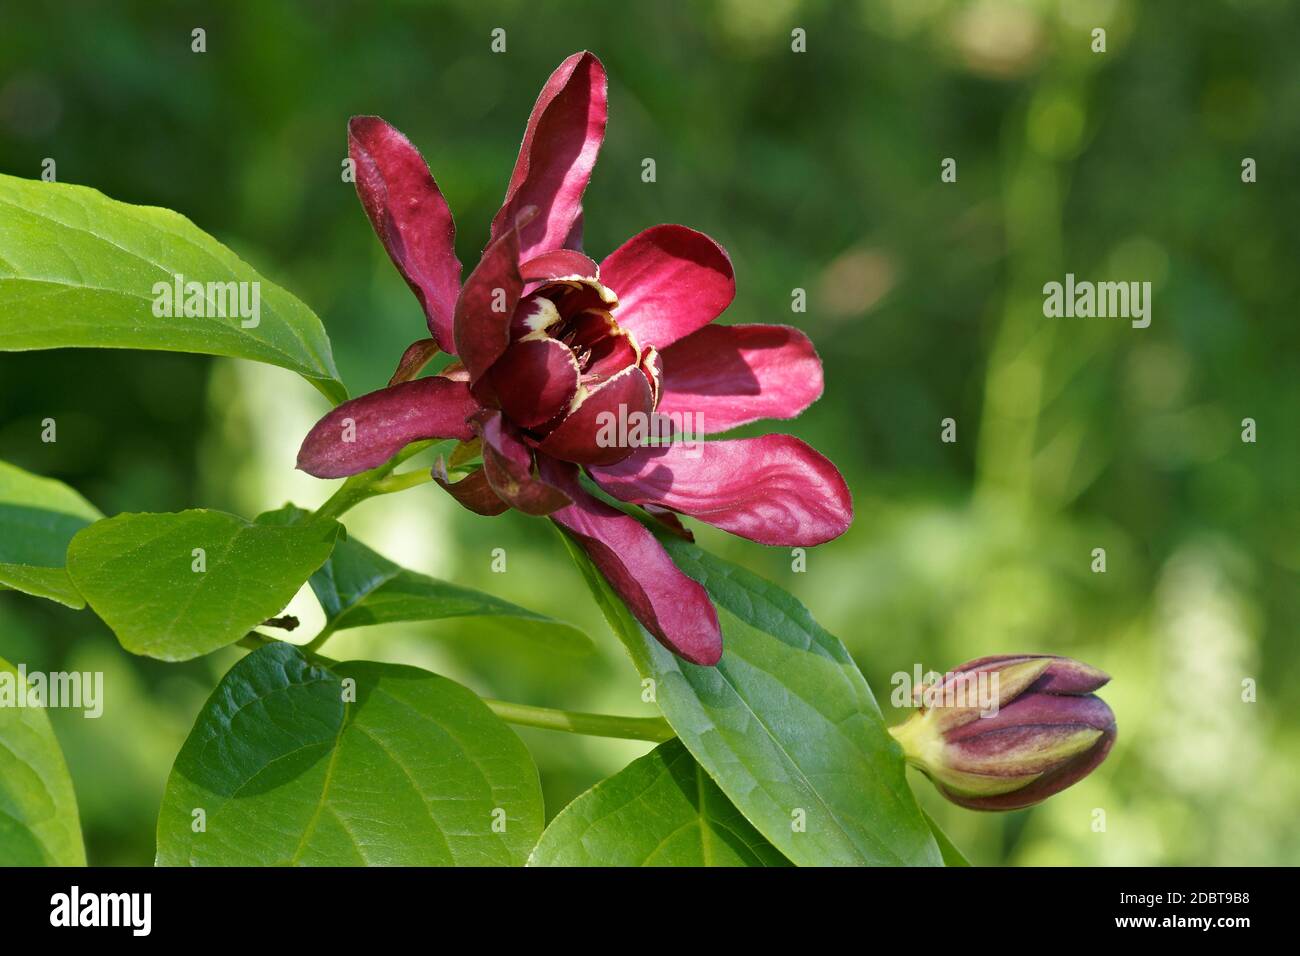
[520, 250, 599, 283]
[657, 324, 823, 432]
[600, 225, 735, 349]
[539, 457, 722, 665]
[453, 222, 524, 386]
[484, 338, 580, 428]
[563, 210, 585, 251]
[432, 460, 509, 517]
[472, 411, 570, 516]
[643, 503, 695, 542]
[388, 338, 441, 385]
[588, 436, 853, 546]
[349, 116, 462, 352]
[490, 52, 607, 262]
[537, 365, 653, 466]
[296, 378, 478, 478]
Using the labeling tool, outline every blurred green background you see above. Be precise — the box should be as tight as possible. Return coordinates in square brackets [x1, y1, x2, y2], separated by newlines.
[2, 0, 1298, 866]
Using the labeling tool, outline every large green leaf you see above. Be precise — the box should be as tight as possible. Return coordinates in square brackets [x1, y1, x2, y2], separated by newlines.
[0, 460, 101, 608]
[156, 642, 543, 865]
[529, 739, 790, 867]
[0, 174, 346, 403]
[0, 656, 86, 865]
[561, 533, 942, 867]
[261, 505, 592, 657]
[66, 509, 340, 660]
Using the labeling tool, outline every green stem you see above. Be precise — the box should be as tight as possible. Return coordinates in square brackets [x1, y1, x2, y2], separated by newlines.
[311, 439, 446, 523]
[240, 631, 336, 662]
[483, 699, 675, 743]
[297, 440, 453, 652]
[240, 635, 664, 744]
[369, 468, 435, 495]
[312, 479, 372, 523]
[237, 632, 276, 651]
[302, 622, 337, 655]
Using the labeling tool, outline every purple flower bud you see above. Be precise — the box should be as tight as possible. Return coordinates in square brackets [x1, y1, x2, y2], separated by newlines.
[889, 655, 1117, 811]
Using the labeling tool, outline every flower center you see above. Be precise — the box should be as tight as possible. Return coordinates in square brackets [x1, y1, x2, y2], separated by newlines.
[480, 275, 664, 449]
[514, 277, 660, 402]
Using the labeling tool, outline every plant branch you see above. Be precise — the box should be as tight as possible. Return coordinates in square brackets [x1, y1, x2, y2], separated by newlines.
[369, 468, 435, 495]
[311, 439, 447, 523]
[236, 637, 666, 744]
[237, 632, 276, 651]
[302, 622, 337, 655]
[482, 699, 675, 743]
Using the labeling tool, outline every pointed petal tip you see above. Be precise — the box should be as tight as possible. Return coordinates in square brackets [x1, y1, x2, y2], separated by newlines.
[296, 378, 478, 480]
[589, 435, 853, 547]
[347, 114, 462, 350]
[490, 53, 608, 260]
[347, 114, 382, 133]
[557, 50, 607, 83]
[1034, 657, 1112, 695]
[652, 598, 723, 667]
[682, 636, 723, 667]
[541, 458, 724, 666]
[347, 115, 405, 150]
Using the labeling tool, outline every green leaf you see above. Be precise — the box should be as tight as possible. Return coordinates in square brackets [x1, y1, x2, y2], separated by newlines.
[0, 656, 86, 865]
[923, 808, 971, 866]
[0, 460, 102, 608]
[261, 505, 592, 657]
[156, 642, 543, 865]
[0, 174, 346, 403]
[560, 533, 941, 867]
[529, 739, 790, 867]
[66, 509, 340, 660]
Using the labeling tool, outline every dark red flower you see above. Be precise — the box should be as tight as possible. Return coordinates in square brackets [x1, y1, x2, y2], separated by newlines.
[297, 52, 853, 666]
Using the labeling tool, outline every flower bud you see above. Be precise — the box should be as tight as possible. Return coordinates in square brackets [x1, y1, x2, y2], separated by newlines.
[889, 655, 1116, 811]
